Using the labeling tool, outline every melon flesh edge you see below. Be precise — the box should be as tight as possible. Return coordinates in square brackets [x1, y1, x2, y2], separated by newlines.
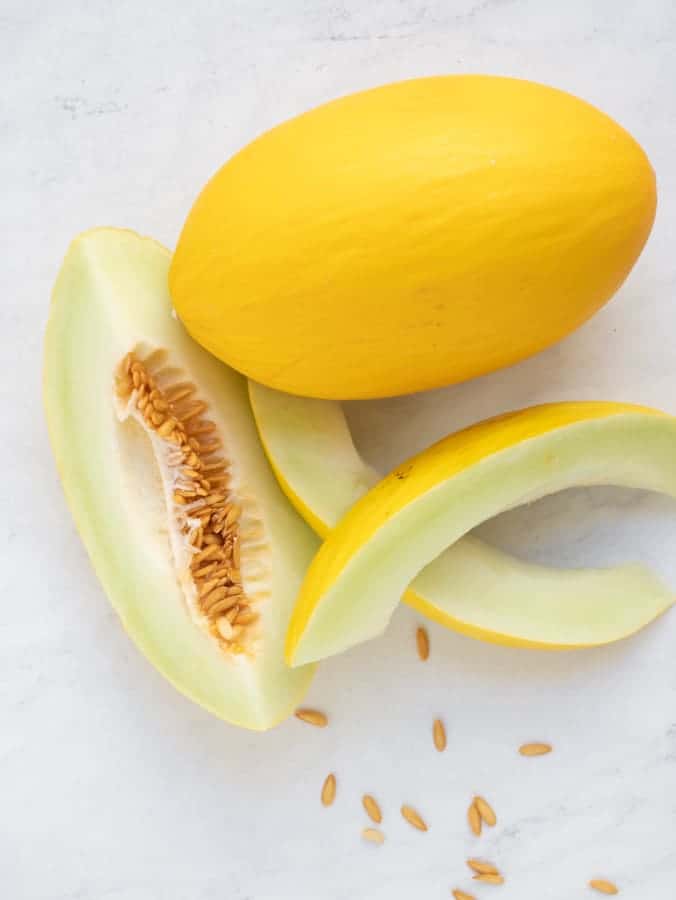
[44, 229, 318, 730]
[248, 383, 674, 657]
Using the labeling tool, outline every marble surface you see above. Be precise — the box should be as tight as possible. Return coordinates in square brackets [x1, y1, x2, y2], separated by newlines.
[3, 1, 676, 897]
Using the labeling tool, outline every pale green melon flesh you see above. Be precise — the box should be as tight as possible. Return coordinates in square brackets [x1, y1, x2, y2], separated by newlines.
[248, 383, 674, 656]
[290, 410, 676, 664]
[44, 229, 318, 729]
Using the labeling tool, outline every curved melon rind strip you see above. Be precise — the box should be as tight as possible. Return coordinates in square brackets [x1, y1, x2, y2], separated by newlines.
[45, 229, 317, 730]
[407, 536, 672, 649]
[248, 383, 675, 653]
[280, 401, 676, 665]
[248, 386, 380, 538]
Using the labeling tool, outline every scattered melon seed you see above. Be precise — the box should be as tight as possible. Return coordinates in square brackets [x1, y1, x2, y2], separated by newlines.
[433, 718, 447, 752]
[452, 891, 476, 900]
[467, 800, 482, 836]
[474, 795, 497, 827]
[473, 873, 504, 885]
[519, 742, 552, 757]
[362, 827, 385, 845]
[401, 805, 428, 832]
[467, 860, 499, 876]
[590, 879, 619, 895]
[321, 773, 336, 807]
[416, 626, 430, 660]
[295, 708, 328, 728]
[362, 794, 382, 824]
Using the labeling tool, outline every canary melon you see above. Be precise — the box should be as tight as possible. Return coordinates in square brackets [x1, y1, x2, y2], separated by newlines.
[171, 75, 656, 399]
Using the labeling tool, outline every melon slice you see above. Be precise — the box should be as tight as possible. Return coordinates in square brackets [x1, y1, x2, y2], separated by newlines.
[246, 386, 675, 663]
[44, 229, 318, 729]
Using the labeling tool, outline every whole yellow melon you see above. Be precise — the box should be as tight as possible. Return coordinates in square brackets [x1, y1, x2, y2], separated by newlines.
[170, 75, 656, 399]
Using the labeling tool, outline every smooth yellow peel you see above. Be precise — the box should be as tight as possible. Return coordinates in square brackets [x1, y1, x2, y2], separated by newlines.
[172, 76, 655, 399]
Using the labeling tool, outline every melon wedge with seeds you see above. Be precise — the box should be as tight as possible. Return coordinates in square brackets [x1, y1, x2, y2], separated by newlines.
[249, 384, 675, 653]
[44, 228, 318, 729]
[273, 399, 676, 665]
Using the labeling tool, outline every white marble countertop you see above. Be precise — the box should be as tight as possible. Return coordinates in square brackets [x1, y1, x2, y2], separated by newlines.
[3, 1, 676, 898]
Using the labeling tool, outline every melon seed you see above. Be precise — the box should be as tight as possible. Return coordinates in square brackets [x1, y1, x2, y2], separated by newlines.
[321, 773, 336, 807]
[294, 708, 328, 727]
[401, 805, 428, 831]
[362, 827, 385, 845]
[590, 880, 619, 895]
[467, 860, 499, 876]
[473, 873, 504, 885]
[362, 794, 382, 824]
[416, 626, 430, 660]
[467, 800, 482, 836]
[474, 795, 496, 827]
[433, 718, 447, 751]
[519, 742, 552, 757]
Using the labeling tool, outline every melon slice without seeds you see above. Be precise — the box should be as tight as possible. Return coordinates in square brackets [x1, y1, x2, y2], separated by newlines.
[249, 385, 675, 653]
[44, 229, 318, 729]
[246, 388, 675, 665]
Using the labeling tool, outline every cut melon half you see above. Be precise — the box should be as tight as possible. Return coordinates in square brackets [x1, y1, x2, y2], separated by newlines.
[44, 229, 319, 729]
[247, 385, 675, 662]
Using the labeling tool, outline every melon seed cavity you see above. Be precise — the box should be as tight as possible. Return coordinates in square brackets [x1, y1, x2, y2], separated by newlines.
[115, 349, 265, 655]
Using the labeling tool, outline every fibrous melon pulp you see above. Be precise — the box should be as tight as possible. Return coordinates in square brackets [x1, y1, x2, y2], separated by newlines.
[44, 228, 318, 730]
